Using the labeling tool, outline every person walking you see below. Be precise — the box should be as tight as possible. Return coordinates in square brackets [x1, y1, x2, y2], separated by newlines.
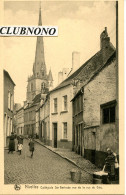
[28, 138, 34, 158]
[8, 132, 15, 154]
[17, 135, 24, 152]
[17, 143, 23, 155]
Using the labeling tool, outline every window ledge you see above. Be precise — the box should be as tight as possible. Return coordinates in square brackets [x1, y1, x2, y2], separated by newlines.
[84, 125, 100, 129]
[60, 139, 68, 142]
[51, 112, 58, 115]
[60, 110, 68, 114]
[102, 122, 115, 125]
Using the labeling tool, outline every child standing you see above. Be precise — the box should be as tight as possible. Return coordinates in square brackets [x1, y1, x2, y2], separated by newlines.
[18, 143, 23, 155]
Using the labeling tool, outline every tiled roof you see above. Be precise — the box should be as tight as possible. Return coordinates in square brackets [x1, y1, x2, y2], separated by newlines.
[16, 106, 24, 112]
[50, 43, 115, 93]
[24, 93, 41, 110]
[71, 51, 116, 102]
[31, 93, 41, 105]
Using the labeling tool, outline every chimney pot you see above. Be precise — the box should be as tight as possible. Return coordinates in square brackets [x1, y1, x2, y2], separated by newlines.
[72, 52, 80, 72]
[105, 27, 107, 33]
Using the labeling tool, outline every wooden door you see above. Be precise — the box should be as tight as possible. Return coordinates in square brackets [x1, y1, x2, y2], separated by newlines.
[91, 132, 96, 164]
[53, 123, 57, 148]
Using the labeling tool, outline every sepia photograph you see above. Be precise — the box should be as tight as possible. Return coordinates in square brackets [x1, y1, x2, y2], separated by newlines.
[1, 0, 124, 193]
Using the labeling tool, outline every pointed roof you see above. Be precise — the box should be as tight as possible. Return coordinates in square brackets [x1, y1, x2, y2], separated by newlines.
[48, 69, 53, 81]
[4, 70, 16, 86]
[33, 4, 47, 77]
[38, 3, 42, 26]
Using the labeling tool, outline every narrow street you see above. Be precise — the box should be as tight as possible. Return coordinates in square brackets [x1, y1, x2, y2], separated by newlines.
[4, 139, 92, 184]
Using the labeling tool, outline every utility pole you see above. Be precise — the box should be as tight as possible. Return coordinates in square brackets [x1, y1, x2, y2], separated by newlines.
[116, 1, 119, 154]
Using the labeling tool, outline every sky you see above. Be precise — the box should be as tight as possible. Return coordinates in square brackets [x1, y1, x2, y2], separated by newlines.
[3, 1, 116, 105]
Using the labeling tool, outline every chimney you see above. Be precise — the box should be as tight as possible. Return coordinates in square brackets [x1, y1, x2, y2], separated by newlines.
[100, 27, 111, 63]
[72, 52, 80, 72]
[100, 27, 110, 49]
[58, 71, 63, 84]
[62, 68, 70, 80]
[23, 101, 27, 107]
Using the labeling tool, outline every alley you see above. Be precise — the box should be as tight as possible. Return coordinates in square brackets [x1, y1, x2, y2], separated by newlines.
[4, 139, 92, 184]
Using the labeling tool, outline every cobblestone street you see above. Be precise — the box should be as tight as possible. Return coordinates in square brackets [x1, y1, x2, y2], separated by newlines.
[4, 139, 92, 184]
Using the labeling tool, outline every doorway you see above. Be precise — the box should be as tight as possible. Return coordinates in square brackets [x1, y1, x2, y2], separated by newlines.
[53, 123, 57, 148]
[91, 132, 96, 164]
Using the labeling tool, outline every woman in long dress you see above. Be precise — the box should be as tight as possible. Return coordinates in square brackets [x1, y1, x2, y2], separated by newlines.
[8, 132, 15, 153]
[29, 138, 34, 158]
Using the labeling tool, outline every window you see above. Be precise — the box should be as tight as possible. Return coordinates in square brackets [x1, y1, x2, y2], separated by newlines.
[78, 96, 81, 112]
[81, 95, 83, 111]
[101, 101, 116, 124]
[8, 91, 10, 109]
[7, 117, 9, 136]
[63, 122, 67, 139]
[7, 117, 11, 136]
[41, 82, 45, 90]
[63, 95, 67, 111]
[10, 118, 12, 133]
[31, 83, 33, 91]
[73, 101, 75, 115]
[10, 94, 13, 111]
[54, 98, 57, 113]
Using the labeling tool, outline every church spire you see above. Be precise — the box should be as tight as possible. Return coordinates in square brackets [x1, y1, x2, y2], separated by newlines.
[48, 68, 53, 81]
[33, 3, 47, 79]
[38, 2, 42, 26]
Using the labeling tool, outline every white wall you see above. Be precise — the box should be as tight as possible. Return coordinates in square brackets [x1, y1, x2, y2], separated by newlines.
[50, 85, 73, 145]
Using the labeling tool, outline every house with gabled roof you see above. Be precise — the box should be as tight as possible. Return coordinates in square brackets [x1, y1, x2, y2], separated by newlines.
[49, 27, 115, 150]
[71, 50, 117, 167]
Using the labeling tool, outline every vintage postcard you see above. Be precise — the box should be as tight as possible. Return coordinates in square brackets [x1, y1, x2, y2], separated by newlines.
[0, 0, 124, 194]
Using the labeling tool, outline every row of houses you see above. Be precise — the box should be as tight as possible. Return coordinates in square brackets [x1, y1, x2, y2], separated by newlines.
[4, 70, 15, 147]
[14, 27, 118, 167]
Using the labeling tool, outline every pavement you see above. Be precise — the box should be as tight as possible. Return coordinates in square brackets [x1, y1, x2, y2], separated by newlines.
[34, 139, 101, 175]
[4, 139, 94, 184]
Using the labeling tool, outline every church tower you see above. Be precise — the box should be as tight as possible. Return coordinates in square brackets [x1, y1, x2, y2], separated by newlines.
[26, 5, 53, 102]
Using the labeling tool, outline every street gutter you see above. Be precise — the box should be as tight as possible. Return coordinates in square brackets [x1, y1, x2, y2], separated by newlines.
[34, 139, 94, 175]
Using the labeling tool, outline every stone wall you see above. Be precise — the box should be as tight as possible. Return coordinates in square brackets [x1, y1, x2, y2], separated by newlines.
[83, 59, 118, 166]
